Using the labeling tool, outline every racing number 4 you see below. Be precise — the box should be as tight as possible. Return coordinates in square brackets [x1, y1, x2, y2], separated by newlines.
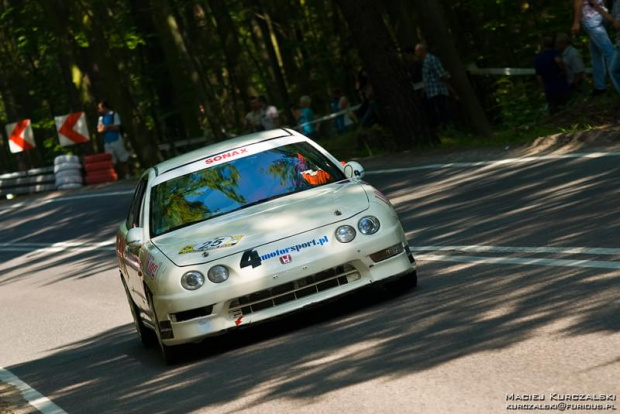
[240, 249, 262, 268]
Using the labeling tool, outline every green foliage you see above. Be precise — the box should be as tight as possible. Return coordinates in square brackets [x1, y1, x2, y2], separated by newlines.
[0, 0, 609, 172]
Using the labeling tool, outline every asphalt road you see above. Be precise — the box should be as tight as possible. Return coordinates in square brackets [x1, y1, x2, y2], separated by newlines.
[0, 151, 618, 413]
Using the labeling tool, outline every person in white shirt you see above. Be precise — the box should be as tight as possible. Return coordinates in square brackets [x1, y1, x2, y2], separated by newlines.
[258, 95, 280, 130]
[556, 33, 586, 90]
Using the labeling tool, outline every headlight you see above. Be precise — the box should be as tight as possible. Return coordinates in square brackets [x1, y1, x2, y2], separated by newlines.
[208, 265, 229, 283]
[181, 271, 205, 290]
[358, 216, 380, 235]
[335, 225, 356, 243]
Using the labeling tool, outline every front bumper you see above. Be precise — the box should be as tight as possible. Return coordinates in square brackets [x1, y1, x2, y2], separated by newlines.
[153, 219, 415, 346]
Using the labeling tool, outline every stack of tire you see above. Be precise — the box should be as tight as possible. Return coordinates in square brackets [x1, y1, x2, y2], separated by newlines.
[54, 155, 84, 191]
[84, 153, 118, 185]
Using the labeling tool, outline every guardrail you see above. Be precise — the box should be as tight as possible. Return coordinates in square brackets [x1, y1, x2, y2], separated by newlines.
[0, 167, 56, 197]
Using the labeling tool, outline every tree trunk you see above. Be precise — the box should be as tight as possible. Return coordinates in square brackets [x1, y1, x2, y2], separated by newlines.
[413, 0, 492, 137]
[129, 0, 187, 142]
[77, 0, 162, 166]
[336, 0, 436, 148]
[169, 2, 226, 141]
[250, 0, 290, 107]
[208, 0, 251, 111]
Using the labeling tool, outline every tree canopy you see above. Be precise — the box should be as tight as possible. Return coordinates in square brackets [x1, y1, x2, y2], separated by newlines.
[0, 0, 586, 170]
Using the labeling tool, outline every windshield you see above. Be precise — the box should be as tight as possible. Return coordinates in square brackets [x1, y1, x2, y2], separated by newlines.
[150, 142, 345, 236]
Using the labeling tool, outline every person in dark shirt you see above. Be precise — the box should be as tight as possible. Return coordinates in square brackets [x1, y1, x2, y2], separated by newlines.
[535, 36, 571, 114]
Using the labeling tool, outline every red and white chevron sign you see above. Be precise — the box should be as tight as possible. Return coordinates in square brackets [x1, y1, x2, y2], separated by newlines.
[5, 119, 35, 153]
[54, 112, 90, 147]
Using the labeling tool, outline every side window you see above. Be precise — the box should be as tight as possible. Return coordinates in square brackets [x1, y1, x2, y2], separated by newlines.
[126, 178, 148, 229]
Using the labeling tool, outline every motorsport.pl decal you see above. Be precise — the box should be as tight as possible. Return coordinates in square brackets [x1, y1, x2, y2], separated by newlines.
[179, 235, 243, 254]
[260, 236, 329, 262]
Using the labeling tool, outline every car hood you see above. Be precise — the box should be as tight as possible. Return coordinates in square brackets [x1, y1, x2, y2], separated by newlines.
[152, 180, 369, 266]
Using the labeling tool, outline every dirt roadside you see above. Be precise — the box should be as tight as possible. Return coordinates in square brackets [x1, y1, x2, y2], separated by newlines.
[358, 127, 620, 170]
[0, 382, 37, 414]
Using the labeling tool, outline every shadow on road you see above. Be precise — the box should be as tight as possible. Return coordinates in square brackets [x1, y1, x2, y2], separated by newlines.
[7, 259, 619, 413]
[374, 157, 620, 248]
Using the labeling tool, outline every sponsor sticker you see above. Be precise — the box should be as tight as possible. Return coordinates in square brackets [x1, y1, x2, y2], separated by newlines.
[259, 236, 329, 262]
[205, 148, 248, 165]
[144, 254, 161, 280]
[179, 235, 243, 254]
[239, 236, 329, 269]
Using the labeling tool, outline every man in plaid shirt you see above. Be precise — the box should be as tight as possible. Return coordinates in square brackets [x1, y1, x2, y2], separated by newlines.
[415, 44, 457, 129]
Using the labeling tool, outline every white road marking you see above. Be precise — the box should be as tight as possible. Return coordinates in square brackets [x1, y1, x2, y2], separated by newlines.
[368, 151, 620, 174]
[0, 240, 116, 253]
[0, 367, 67, 414]
[0, 190, 134, 211]
[417, 254, 620, 270]
[410, 245, 620, 256]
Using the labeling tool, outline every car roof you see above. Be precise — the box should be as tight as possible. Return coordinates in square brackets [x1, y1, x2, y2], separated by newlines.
[154, 128, 295, 176]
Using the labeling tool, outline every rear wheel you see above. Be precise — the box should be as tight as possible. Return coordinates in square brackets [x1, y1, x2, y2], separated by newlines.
[121, 277, 156, 347]
[147, 291, 181, 365]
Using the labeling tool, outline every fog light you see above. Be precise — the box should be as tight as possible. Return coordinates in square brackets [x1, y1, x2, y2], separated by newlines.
[335, 225, 356, 243]
[181, 271, 205, 290]
[369, 243, 404, 262]
[208, 265, 229, 283]
[358, 216, 380, 235]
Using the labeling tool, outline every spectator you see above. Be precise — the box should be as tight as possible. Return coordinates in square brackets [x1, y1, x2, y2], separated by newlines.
[535, 36, 571, 114]
[245, 96, 263, 133]
[359, 85, 379, 128]
[556, 33, 586, 90]
[588, 0, 620, 89]
[97, 100, 130, 178]
[339, 95, 357, 132]
[415, 44, 457, 129]
[355, 68, 370, 103]
[330, 88, 346, 134]
[258, 95, 280, 130]
[571, 0, 620, 95]
[299, 95, 318, 140]
[288, 103, 301, 126]
[403, 46, 424, 93]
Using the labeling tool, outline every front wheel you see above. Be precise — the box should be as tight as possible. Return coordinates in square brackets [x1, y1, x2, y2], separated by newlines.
[387, 270, 418, 292]
[121, 276, 156, 347]
[147, 291, 181, 365]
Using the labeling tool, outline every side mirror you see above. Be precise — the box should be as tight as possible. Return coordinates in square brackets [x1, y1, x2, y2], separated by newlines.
[126, 227, 144, 253]
[343, 161, 365, 179]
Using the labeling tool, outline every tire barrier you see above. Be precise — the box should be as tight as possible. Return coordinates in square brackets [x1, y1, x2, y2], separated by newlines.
[84, 160, 114, 173]
[54, 154, 80, 165]
[54, 154, 83, 190]
[85, 170, 118, 185]
[84, 153, 113, 164]
[83, 153, 117, 185]
[0, 166, 56, 197]
[54, 161, 83, 173]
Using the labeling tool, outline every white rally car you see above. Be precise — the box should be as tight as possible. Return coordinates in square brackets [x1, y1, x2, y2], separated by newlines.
[116, 128, 416, 362]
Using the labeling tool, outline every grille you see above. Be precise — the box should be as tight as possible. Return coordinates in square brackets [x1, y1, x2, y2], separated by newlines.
[229, 264, 359, 316]
[170, 305, 213, 322]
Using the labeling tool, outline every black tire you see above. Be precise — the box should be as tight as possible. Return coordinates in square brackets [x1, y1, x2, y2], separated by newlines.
[147, 291, 181, 365]
[388, 270, 418, 292]
[53, 162, 82, 174]
[121, 277, 156, 347]
[54, 155, 80, 165]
